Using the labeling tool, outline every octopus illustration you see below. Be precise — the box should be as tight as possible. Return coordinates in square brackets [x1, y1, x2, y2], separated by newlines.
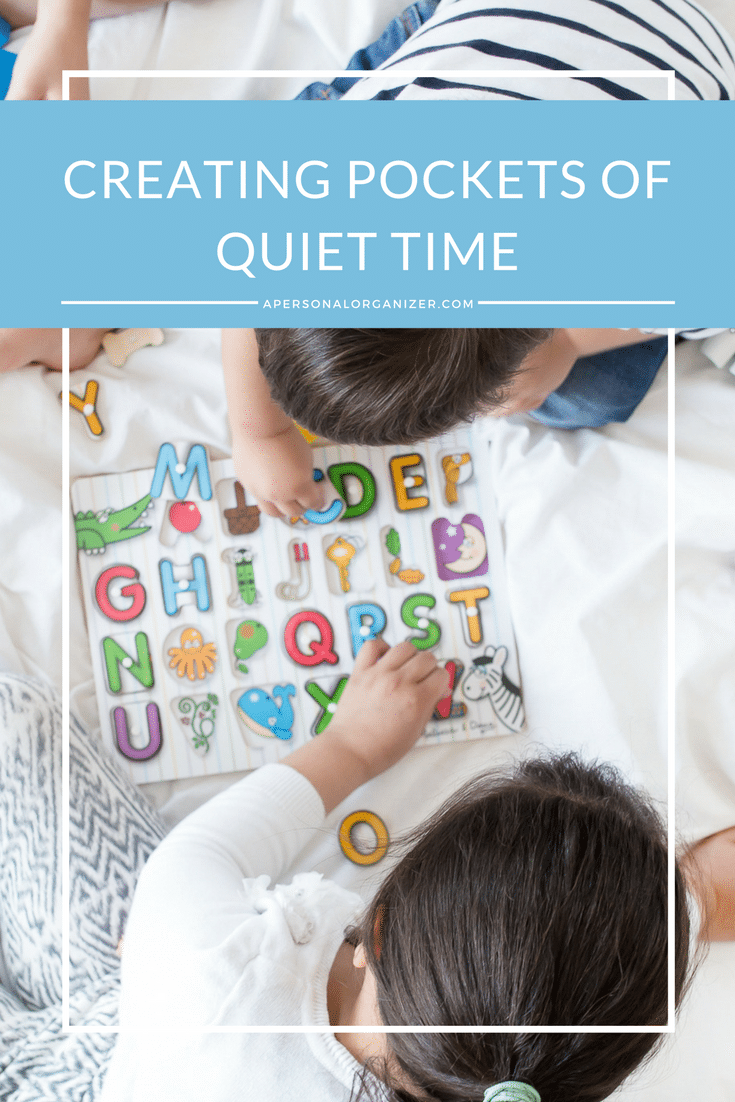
[168, 627, 218, 681]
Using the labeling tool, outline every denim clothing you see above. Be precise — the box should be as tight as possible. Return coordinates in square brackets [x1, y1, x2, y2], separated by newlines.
[529, 337, 669, 429]
[295, 1, 440, 100]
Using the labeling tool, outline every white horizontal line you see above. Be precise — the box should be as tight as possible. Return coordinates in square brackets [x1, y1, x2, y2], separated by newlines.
[60, 301, 259, 305]
[477, 300, 675, 305]
[64, 69, 673, 80]
[59, 1024, 673, 1035]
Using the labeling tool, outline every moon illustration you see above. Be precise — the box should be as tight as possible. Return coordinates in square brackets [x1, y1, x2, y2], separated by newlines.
[445, 522, 487, 574]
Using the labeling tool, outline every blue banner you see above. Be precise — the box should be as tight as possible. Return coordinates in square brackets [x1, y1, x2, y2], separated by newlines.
[0, 100, 732, 325]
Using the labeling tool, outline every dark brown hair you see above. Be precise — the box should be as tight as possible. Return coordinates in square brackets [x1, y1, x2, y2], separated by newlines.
[351, 754, 693, 1102]
[254, 329, 552, 444]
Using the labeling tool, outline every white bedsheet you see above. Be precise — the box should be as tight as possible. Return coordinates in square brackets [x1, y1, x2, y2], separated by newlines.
[3, 329, 734, 1097]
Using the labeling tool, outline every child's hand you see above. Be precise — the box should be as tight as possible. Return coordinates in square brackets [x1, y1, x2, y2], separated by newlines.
[5, 17, 89, 100]
[329, 639, 450, 777]
[232, 422, 328, 519]
[284, 640, 450, 814]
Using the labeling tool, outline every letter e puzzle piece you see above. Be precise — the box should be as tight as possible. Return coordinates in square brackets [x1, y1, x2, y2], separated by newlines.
[389, 454, 429, 511]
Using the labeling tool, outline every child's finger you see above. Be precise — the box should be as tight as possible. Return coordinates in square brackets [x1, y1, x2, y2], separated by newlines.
[424, 665, 452, 703]
[404, 650, 441, 683]
[352, 637, 390, 672]
[258, 500, 283, 519]
[379, 639, 423, 671]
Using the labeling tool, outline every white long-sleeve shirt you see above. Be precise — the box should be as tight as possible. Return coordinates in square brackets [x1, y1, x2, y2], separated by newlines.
[100, 764, 373, 1102]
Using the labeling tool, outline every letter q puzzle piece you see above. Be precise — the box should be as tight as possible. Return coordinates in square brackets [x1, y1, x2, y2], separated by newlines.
[102, 328, 164, 367]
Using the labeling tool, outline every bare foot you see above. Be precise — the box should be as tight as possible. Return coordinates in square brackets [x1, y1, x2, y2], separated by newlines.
[0, 329, 110, 373]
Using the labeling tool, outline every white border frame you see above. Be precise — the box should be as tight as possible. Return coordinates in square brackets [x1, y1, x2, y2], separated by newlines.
[62, 65, 676, 1037]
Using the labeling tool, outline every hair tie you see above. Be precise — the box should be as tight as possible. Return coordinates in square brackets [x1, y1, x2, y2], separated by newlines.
[483, 1083, 541, 1102]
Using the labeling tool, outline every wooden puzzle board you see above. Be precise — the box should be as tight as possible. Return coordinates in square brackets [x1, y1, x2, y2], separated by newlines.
[72, 429, 524, 784]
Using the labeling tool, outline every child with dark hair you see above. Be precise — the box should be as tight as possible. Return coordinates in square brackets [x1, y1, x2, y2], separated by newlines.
[94, 636, 733, 1102]
[222, 326, 726, 518]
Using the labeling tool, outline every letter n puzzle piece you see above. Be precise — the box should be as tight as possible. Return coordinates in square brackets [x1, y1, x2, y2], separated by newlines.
[102, 631, 154, 694]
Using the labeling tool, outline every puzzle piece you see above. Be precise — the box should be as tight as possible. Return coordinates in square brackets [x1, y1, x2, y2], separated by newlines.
[102, 328, 164, 367]
[222, 480, 261, 535]
[67, 379, 104, 437]
[325, 536, 357, 593]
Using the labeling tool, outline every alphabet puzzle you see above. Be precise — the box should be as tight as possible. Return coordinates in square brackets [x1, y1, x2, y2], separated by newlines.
[72, 431, 524, 783]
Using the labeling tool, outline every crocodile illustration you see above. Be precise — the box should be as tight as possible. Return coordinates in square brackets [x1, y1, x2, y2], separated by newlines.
[75, 493, 153, 554]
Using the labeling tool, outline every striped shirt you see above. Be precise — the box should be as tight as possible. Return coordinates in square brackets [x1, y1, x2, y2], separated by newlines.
[341, 0, 735, 101]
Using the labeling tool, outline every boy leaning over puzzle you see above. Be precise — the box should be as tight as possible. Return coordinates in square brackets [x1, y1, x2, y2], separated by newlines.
[1, 326, 733, 513]
[219, 327, 733, 519]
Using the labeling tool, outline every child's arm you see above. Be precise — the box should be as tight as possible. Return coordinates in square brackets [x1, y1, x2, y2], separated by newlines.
[494, 328, 660, 415]
[5, 0, 90, 100]
[683, 826, 735, 941]
[221, 328, 327, 518]
[283, 638, 450, 813]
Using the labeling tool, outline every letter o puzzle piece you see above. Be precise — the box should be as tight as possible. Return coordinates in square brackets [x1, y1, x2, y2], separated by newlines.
[339, 810, 390, 866]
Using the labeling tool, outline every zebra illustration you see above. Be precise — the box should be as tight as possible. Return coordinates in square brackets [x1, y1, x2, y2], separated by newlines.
[462, 645, 525, 733]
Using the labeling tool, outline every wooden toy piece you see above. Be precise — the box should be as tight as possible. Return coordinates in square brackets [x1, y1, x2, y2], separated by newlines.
[159, 500, 209, 547]
[76, 493, 152, 555]
[325, 535, 357, 593]
[401, 593, 441, 650]
[440, 452, 472, 505]
[432, 514, 488, 581]
[462, 646, 525, 733]
[432, 659, 468, 720]
[295, 422, 317, 444]
[382, 526, 425, 587]
[167, 627, 217, 681]
[112, 703, 162, 762]
[233, 619, 268, 674]
[159, 555, 211, 616]
[389, 454, 429, 511]
[222, 547, 258, 608]
[223, 480, 261, 535]
[95, 564, 146, 623]
[151, 442, 212, 502]
[275, 539, 311, 601]
[284, 610, 339, 667]
[447, 586, 491, 646]
[67, 379, 104, 437]
[174, 692, 219, 755]
[304, 676, 349, 735]
[102, 632, 154, 694]
[102, 328, 164, 367]
[236, 684, 296, 741]
[347, 603, 387, 657]
[339, 810, 390, 866]
[327, 462, 377, 520]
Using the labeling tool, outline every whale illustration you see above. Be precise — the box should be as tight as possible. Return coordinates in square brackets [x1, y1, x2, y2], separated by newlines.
[237, 684, 296, 741]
